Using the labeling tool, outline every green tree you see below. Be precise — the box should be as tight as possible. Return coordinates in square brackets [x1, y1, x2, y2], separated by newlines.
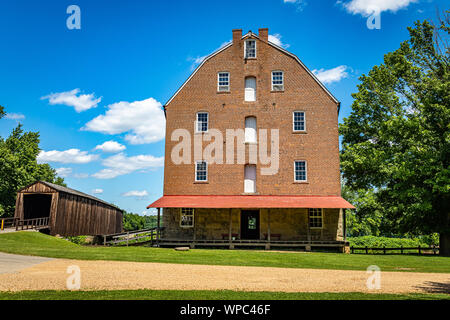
[340, 16, 450, 255]
[342, 182, 385, 237]
[0, 114, 65, 217]
[0, 105, 5, 119]
[123, 212, 158, 231]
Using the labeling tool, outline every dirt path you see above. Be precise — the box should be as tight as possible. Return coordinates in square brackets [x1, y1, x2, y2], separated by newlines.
[0, 256, 449, 294]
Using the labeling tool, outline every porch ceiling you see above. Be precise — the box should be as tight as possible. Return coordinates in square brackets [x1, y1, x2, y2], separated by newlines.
[147, 195, 355, 209]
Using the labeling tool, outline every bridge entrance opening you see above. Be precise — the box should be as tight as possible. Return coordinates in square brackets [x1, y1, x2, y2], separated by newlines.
[23, 194, 52, 220]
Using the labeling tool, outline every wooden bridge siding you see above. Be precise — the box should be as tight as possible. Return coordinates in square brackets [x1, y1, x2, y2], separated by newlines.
[52, 193, 122, 236]
[13, 193, 23, 220]
[49, 193, 59, 231]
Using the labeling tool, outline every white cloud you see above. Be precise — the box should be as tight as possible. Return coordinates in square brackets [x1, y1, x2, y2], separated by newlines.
[55, 167, 72, 178]
[91, 189, 104, 195]
[5, 113, 25, 120]
[83, 98, 165, 145]
[338, 0, 418, 16]
[284, 0, 308, 11]
[37, 149, 99, 164]
[74, 173, 90, 179]
[94, 141, 126, 153]
[92, 153, 164, 179]
[41, 89, 102, 113]
[122, 190, 149, 199]
[312, 65, 349, 84]
[268, 34, 290, 49]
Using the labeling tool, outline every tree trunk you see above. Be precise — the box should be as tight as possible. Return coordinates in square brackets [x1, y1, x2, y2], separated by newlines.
[440, 232, 450, 257]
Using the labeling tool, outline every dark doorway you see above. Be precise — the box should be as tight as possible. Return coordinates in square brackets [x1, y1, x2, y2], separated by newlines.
[23, 194, 52, 220]
[241, 210, 260, 240]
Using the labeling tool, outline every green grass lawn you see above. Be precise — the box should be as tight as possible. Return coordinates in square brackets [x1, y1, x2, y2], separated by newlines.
[0, 290, 448, 300]
[0, 232, 449, 273]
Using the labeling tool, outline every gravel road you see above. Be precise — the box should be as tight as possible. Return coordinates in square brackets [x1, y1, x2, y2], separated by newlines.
[0, 256, 448, 294]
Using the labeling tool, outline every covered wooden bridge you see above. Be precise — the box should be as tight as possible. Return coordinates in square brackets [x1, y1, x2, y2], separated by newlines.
[13, 181, 123, 236]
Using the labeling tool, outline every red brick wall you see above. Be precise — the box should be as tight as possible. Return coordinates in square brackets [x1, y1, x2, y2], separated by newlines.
[163, 30, 341, 196]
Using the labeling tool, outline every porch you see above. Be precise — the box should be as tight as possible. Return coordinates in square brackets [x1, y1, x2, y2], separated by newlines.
[148, 195, 355, 251]
[157, 238, 349, 251]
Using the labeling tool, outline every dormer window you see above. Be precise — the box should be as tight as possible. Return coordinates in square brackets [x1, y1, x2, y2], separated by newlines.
[218, 72, 230, 92]
[244, 40, 256, 58]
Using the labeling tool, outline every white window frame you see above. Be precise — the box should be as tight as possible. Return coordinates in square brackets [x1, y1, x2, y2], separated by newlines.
[293, 111, 306, 132]
[180, 208, 194, 228]
[244, 164, 257, 194]
[271, 71, 284, 91]
[195, 160, 208, 182]
[308, 208, 323, 229]
[245, 77, 257, 102]
[245, 116, 257, 143]
[244, 39, 257, 59]
[196, 112, 209, 133]
[294, 160, 307, 182]
[217, 72, 230, 92]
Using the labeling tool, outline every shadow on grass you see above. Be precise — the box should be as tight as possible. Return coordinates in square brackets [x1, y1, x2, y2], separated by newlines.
[415, 281, 450, 294]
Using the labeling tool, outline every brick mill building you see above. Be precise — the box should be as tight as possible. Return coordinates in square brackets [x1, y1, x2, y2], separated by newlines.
[148, 28, 354, 250]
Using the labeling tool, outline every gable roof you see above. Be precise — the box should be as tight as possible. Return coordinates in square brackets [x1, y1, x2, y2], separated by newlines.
[164, 31, 340, 109]
[18, 181, 123, 211]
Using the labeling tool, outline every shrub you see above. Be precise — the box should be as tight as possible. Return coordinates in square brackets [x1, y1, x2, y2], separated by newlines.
[348, 236, 431, 249]
[66, 236, 88, 245]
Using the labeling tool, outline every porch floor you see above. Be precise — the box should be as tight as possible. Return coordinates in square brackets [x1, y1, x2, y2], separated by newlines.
[157, 238, 349, 249]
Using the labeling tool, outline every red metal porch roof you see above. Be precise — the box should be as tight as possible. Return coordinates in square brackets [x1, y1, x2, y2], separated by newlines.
[147, 195, 355, 209]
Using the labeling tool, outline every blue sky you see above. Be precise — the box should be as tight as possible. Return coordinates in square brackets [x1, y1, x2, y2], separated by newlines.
[0, 0, 446, 215]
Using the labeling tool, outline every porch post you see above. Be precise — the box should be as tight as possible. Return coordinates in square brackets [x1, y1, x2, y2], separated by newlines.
[266, 209, 271, 250]
[343, 209, 347, 242]
[191, 209, 196, 249]
[229, 209, 234, 249]
[157, 208, 160, 246]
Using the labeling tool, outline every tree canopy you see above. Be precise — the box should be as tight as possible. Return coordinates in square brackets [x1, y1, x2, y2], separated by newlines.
[0, 108, 65, 217]
[340, 15, 449, 252]
[123, 212, 158, 231]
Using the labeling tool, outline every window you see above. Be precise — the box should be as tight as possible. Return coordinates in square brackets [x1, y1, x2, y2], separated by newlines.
[272, 71, 284, 91]
[309, 208, 323, 229]
[244, 40, 256, 58]
[180, 208, 194, 228]
[245, 117, 257, 143]
[245, 77, 256, 102]
[195, 160, 208, 182]
[244, 164, 256, 193]
[293, 111, 306, 132]
[196, 112, 208, 133]
[294, 160, 307, 182]
[218, 72, 230, 92]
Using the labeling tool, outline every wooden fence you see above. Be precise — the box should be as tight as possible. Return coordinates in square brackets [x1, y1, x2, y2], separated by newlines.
[15, 217, 50, 231]
[102, 227, 164, 246]
[351, 245, 440, 255]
